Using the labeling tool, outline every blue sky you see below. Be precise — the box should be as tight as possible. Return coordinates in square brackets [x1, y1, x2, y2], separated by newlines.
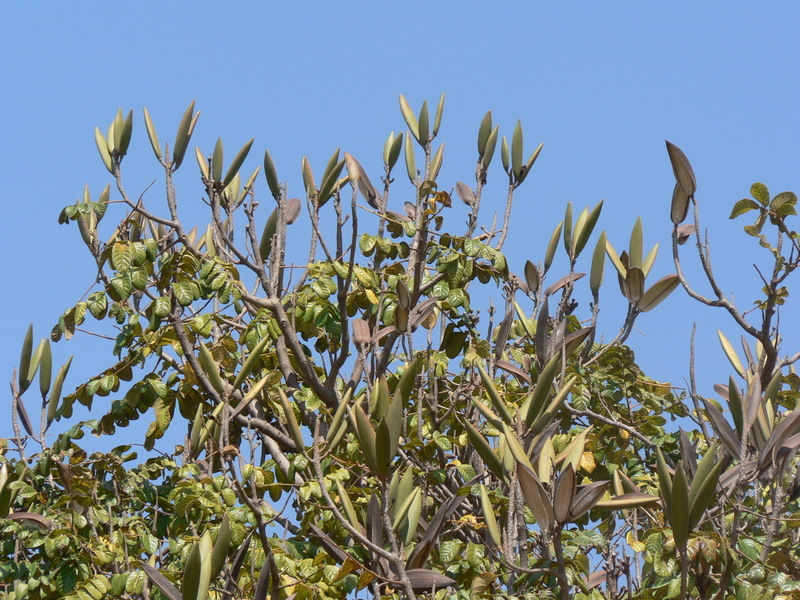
[2, 4, 799, 445]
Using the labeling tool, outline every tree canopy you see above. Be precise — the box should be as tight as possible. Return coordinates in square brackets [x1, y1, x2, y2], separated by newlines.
[3, 96, 800, 600]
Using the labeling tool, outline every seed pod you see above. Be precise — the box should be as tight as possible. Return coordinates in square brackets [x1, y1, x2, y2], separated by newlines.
[404, 132, 417, 184]
[429, 143, 444, 180]
[665, 140, 696, 196]
[223, 138, 254, 188]
[47, 356, 73, 426]
[479, 126, 499, 173]
[263, 149, 281, 199]
[143, 107, 162, 160]
[417, 100, 429, 147]
[18, 324, 33, 393]
[384, 131, 404, 169]
[94, 127, 114, 174]
[172, 100, 197, 171]
[433, 92, 445, 136]
[399, 94, 420, 143]
[477, 111, 493, 157]
[590, 231, 607, 295]
[511, 120, 523, 179]
[38, 339, 52, 397]
[544, 222, 563, 273]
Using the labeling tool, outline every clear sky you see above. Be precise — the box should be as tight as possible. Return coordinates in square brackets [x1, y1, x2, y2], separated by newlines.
[2, 4, 799, 445]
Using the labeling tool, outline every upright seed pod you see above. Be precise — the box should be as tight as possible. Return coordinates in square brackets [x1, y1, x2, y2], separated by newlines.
[511, 120, 523, 180]
[172, 100, 197, 170]
[263, 149, 281, 199]
[481, 126, 499, 171]
[590, 231, 607, 296]
[38, 339, 52, 398]
[142, 107, 162, 160]
[399, 94, 420, 143]
[433, 92, 445, 137]
[417, 100, 429, 147]
[477, 111, 493, 157]
[18, 324, 33, 394]
[404, 131, 417, 184]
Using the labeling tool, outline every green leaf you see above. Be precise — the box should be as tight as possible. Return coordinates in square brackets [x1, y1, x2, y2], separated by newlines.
[172, 281, 196, 306]
[730, 198, 760, 219]
[87, 292, 108, 319]
[750, 182, 770, 206]
[110, 274, 133, 301]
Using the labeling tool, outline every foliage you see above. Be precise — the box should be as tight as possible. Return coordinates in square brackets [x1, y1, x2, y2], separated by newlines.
[3, 98, 800, 600]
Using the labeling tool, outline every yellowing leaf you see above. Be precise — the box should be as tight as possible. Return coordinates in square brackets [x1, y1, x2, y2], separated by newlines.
[627, 531, 646, 553]
[580, 451, 596, 473]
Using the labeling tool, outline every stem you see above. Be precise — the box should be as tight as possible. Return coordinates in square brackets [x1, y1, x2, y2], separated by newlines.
[552, 527, 571, 600]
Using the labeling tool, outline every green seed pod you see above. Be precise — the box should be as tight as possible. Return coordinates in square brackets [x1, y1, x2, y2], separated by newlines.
[500, 135, 510, 174]
[172, 100, 196, 170]
[399, 94, 420, 143]
[94, 127, 114, 174]
[477, 110, 493, 157]
[511, 120, 523, 179]
[417, 100, 429, 147]
[404, 131, 417, 184]
[47, 356, 73, 426]
[119, 109, 133, 157]
[18, 324, 33, 393]
[433, 92, 445, 136]
[263, 148, 281, 199]
[223, 138, 254, 188]
[38, 339, 52, 397]
[142, 107, 162, 160]
[481, 126, 499, 171]
[211, 138, 224, 182]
